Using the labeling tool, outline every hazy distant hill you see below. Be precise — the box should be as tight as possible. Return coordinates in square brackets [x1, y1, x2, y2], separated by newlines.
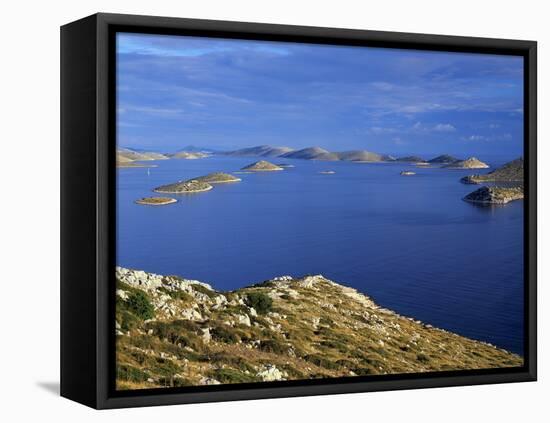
[280, 147, 389, 162]
[225, 145, 295, 157]
[461, 158, 524, 184]
[178, 145, 216, 153]
[428, 154, 461, 164]
[116, 148, 169, 167]
[223, 144, 400, 163]
[281, 147, 339, 160]
[336, 150, 391, 162]
[395, 156, 425, 163]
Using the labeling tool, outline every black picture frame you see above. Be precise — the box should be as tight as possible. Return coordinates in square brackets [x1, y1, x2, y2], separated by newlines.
[61, 12, 537, 409]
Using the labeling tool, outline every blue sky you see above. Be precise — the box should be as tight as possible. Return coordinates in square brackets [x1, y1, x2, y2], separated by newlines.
[117, 33, 524, 158]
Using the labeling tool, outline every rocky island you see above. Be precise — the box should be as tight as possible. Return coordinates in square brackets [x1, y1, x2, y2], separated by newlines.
[428, 154, 460, 164]
[115, 266, 522, 390]
[443, 157, 489, 169]
[117, 161, 158, 169]
[461, 158, 523, 184]
[117, 148, 167, 168]
[194, 172, 242, 184]
[281, 147, 340, 161]
[463, 186, 524, 205]
[242, 160, 284, 171]
[224, 145, 294, 157]
[154, 179, 213, 194]
[135, 197, 177, 206]
[395, 156, 425, 163]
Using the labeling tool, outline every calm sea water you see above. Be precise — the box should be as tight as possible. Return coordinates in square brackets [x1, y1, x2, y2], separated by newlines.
[117, 156, 524, 355]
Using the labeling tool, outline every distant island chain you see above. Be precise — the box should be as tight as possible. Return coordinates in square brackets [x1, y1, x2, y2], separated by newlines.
[118, 145, 524, 206]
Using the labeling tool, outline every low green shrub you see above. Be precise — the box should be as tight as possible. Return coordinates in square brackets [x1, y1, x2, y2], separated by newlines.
[211, 325, 240, 343]
[157, 376, 191, 387]
[304, 354, 340, 370]
[117, 308, 141, 332]
[245, 292, 273, 314]
[117, 364, 150, 382]
[352, 366, 374, 376]
[190, 284, 217, 298]
[335, 359, 356, 369]
[151, 357, 181, 376]
[320, 339, 349, 353]
[210, 368, 257, 384]
[126, 291, 155, 320]
[258, 339, 289, 355]
[158, 287, 193, 302]
[208, 352, 256, 373]
[147, 320, 202, 349]
[416, 353, 430, 363]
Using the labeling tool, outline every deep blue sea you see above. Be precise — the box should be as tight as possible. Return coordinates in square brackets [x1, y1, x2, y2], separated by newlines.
[117, 156, 524, 355]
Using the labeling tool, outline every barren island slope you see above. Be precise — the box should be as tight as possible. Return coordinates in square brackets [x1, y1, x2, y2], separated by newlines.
[461, 158, 524, 184]
[241, 160, 284, 171]
[154, 179, 213, 194]
[115, 267, 523, 390]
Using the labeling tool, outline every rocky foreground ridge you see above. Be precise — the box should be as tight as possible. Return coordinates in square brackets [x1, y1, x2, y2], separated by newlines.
[115, 267, 522, 390]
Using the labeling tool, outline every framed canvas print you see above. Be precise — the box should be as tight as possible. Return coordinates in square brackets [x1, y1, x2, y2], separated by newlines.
[60, 13, 537, 409]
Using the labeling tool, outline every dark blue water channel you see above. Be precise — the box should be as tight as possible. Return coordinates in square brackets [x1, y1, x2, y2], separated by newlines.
[117, 156, 524, 355]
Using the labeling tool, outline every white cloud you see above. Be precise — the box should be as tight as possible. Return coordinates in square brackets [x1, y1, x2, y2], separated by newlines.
[412, 122, 456, 133]
[466, 135, 486, 141]
[434, 123, 456, 132]
[462, 133, 514, 142]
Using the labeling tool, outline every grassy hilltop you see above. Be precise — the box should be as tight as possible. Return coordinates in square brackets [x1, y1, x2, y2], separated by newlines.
[115, 267, 522, 390]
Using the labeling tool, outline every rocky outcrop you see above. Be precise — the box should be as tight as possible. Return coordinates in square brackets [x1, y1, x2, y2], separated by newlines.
[463, 186, 524, 205]
[241, 160, 284, 171]
[443, 157, 489, 169]
[135, 197, 177, 206]
[115, 267, 523, 390]
[461, 158, 524, 184]
[256, 365, 286, 382]
[154, 179, 213, 194]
